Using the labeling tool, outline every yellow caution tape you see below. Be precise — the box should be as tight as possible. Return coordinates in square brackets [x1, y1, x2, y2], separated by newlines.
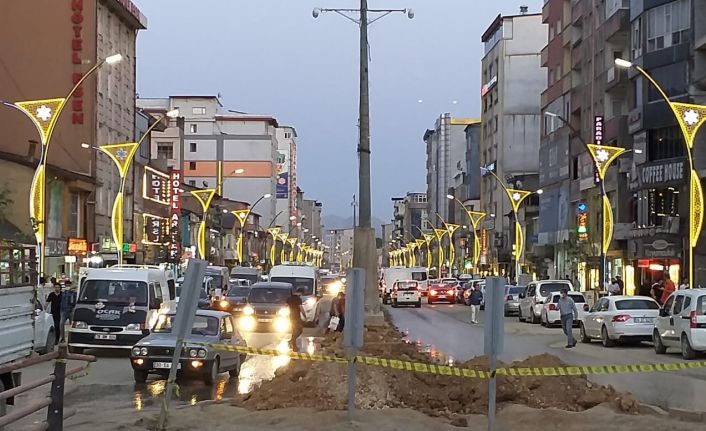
[195, 343, 706, 378]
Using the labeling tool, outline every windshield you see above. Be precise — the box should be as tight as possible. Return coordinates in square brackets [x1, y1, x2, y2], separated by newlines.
[412, 271, 428, 281]
[231, 273, 259, 285]
[396, 281, 418, 290]
[153, 314, 219, 336]
[79, 280, 148, 306]
[270, 277, 314, 296]
[615, 299, 659, 310]
[227, 286, 251, 297]
[248, 287, 290, 304]
[539, 283, 569, 297]
[207, 274, 224, 289]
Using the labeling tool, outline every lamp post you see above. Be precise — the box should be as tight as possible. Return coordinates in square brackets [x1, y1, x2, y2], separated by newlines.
[231, 193, 272, 265]
[615, 58, 706, 290]
[1, 53, 122, 275]
[447, 195, 486, 275]
[481, 167, 542, 283]
[266, 226, 282, 266]
[313, 2, 414, 321]
[278, 233, 289, 263]
[190, 188, 217, 261]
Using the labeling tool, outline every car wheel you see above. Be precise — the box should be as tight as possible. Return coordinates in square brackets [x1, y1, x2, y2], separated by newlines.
[68, 346, 84, 355]
[540, 312, 547, 327]
[579, 323, 591, 343]
[531, 309, 540, 324]
[204, 357, 220, 386]
[133, 369, 148, 384]
[601, 326, 615, 347]
[681, 335, 697, 360]
[42, 330, 56, 354]
[518, 308, 523, 322]
[0, 378, 7, 418]
[653, 330, 667, 354]
[415, 300, 422, 308]
[229, 355, 242, 378]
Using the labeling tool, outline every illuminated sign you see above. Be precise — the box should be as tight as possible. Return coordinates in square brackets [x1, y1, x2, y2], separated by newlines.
[593, 116, 603, 183]
[577, 212, 589, 240]
[169, 169, 182, 260]
[67, 238, 88, 255]
[481, 76, 498, 97]
[143, 214, 168, 245]
[577, 202, 588, 213]
[70, 0, 84, 124]
[143, 166, 170, 205]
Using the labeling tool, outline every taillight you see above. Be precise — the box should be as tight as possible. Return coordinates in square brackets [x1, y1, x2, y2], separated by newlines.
[690, 310, 697, 328]
[583, 304, 589, 311]
[612, 314, 631, 322]
[548, 304, 557, 311]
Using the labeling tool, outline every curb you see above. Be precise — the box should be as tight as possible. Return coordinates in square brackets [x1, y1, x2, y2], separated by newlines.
[640, 403, 706, 422]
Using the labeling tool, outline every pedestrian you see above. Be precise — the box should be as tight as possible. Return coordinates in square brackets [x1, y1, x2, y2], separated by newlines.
[572, 274, 581, 290]
[286, 287, 305, 352]
[608, 278, 620, 295]
[59, 281, 77, 342]
[46, 284, 62, 344]
[661, 273, 676, 304]
[326, 292, 342, 334]
[678, 277, 689, 290]
[336, 292, 346, 332]
[557, 288, 578, 348]
[468, 284, 483, 324]
[615, 276, 624, 295]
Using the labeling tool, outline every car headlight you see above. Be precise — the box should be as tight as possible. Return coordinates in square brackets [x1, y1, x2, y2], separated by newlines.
[243, 305, 254, 315]
[274, 317, 291, 333]
[132, 347, 141, 356]
[277, 307, 290, 317]
[219, 300, 229, 309]
[72, 321, 88, 329]
[197, 349, 207, 358]
[126, 323, 142, 331]
[304, 298, 317, 307]
[139, 347, 148, 356]
[239, 316, 256, 332]
[189, 348, 198, 358]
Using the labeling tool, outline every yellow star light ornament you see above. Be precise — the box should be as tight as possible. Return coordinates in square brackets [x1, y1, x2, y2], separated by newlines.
[586, 144, 626, 180]
[190, 189, 217, 259]
[466, 210, 486, 229]
[14, 99, 66, 145]
[505, 189, 532, 213]
[671, 103, 706, 150]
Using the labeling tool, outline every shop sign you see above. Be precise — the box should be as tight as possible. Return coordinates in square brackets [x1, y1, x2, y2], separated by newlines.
[168, 169, 182, 260]
[100, 237, 117, 252]
[577, 212, 589, 240]
[143, 166, 170, 205]
[144, 214, 168, 245]
[593, 116, 603, 184]
[70, 0, 85, 125]
[45, 238, 68, 257]
[629, 224, 679, 239]
[634, 157, 686, 190]
[637, 259, 650, 268]
[481, 75, 497, 96]
[67, 238, 88, 255]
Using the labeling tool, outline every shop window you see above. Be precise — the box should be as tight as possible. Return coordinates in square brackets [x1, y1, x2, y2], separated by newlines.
[645, 187, 679, 227]
[648, 126, 685, 161]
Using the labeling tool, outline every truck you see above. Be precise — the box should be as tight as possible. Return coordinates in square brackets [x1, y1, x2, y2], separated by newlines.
[0, 245, 38, 417]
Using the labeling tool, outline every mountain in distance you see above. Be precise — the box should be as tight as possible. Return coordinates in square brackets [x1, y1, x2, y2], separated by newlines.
[322, 214, 386, 236]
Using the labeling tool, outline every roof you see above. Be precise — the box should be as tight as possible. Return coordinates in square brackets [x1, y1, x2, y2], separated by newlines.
[215, 114, 279, 128]
[481, 12, 542, 42]
[251, 281, 294, 289]
[449, 118, 480, 125]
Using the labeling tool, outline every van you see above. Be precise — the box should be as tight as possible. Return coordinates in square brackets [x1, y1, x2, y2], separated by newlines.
[381, 267, 413, 304]
[654, 288, 706, 359]
[518, 280, 573, 324]
[410, 267, 429, 296]
[230, 267, 261, 286]
[269, 263, 320, 326]
[68, 266, 174, 352]
[205, 266, 229, 294]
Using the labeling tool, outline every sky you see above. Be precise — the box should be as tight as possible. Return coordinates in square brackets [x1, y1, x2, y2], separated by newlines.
[135, 0, 543, 221]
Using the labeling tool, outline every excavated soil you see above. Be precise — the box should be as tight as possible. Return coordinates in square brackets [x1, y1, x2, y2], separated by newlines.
[234, 321, 639, 418]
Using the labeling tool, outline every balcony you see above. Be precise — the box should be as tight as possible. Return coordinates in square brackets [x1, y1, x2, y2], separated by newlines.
[605, 66, 628, 92]
[603, 8, 629, 43]
[571, 0, 583, 25]
[541, 44, 549, 67]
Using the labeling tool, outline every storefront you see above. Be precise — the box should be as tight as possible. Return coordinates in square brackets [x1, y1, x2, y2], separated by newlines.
[44, 237, 68, 280]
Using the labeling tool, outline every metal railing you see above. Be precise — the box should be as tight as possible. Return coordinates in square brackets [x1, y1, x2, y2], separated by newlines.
[0, 345, 95, 431]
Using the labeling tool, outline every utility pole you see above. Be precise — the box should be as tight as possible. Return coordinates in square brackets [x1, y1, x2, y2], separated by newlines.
[313, 2, 413, 324]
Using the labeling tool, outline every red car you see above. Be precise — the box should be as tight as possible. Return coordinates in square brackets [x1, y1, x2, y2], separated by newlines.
[427, 281, 456, 304]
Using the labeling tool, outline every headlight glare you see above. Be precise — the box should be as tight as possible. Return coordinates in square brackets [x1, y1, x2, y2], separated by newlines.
[277, 307, 290, 317]
[243, 305, 255, 315]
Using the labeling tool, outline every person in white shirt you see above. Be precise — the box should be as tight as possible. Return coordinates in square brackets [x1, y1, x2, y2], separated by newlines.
[607, 278, 621, 295]
[678, 277, 689, 290]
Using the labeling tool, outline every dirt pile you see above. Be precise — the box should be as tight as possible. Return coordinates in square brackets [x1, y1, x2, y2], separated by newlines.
[234, 324, 639, 417]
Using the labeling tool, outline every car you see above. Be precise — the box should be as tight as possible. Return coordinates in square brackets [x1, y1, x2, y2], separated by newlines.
[269, 263, 321, 326]
[454, 282, 473, 304]
[391, 280, 422, 308]
[428, 281, 457, 304]
[238, 282, 295, 334]
[381, 267, 416, 304]
[541, 291, 589, 327]
[504, 285, 526, 316]
[463, 281, 485, 306]
[321, 276, 345, 296]
[130, 310, 246, 385]
[580, 296, 660, 347]
[518, 280, 573, 324]
[33, 299, 56, 354]
[212, 284, 252, 313]
[653, 288, 706, 359]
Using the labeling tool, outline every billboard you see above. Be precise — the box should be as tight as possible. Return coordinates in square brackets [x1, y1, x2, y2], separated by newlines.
[143, 214, 168, 245]
[143, 166, 170, 205]
[276, 149, 289, 199]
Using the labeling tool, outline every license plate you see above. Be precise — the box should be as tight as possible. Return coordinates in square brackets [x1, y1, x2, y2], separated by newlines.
[633, 317, 654, 323]
[154, 362, 181, 369]
[258, 318, 272, 323]
[94, 334, 116, 340]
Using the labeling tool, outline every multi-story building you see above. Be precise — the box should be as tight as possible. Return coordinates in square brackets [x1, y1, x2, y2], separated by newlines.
[275, 126, 298, 233]
[327, 228, 354, 272]
[0, 0, 147, 276]
[479, 8, 546, 278]
[138, 96, 280, 228]
[424, 115, 477, 221]
[391, 193, 428, 242]
[298, 197, 323, 242]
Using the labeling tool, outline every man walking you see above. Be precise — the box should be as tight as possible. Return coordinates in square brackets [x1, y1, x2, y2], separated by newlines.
[59, 281, 77, 342]
[286, 287, 305, 352]
[558, 288, 578, 348]
[46, 283, 62, 345]
[468, 284, 483, 324]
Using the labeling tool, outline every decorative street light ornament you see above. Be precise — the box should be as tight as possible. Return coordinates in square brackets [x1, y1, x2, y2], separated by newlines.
[691, 172, 704, 247]
[466, 210, 486, 229]
[35, 105, 53, 122]
[671, 102, 706, 149]
[14, 98, 66, 144]
[99, 143, 140, 177]
[504, 189, 532, 213]
[602, 195, 613, 254]
[586, 144, 626, 180]
[190, 188, 217, 260]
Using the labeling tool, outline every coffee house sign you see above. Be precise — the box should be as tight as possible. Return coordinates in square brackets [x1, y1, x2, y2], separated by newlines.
[634, 157, 686, 190]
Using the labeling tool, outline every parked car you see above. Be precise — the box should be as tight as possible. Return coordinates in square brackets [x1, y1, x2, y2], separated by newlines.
[580, 296, 660, 347]
[33, 299, 56, 354]
[518, 280, 573, 324]
[130, 310, 246, 385]
[541, 291, 588, 327]
[504, 285, 526, 316]
[391, 280, 422, 308]
[653, 289, 706, 359]
[428, 281, 456, 305]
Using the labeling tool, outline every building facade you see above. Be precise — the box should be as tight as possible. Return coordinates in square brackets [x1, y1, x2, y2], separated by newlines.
[275, 126, 298, 233]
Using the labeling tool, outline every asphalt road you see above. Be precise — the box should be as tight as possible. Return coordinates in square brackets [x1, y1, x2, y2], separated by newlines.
[387, 300, 706, 411]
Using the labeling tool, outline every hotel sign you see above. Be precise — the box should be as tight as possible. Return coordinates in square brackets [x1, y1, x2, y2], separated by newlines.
[168, 170, 182, 260]
[143, 166, 169, 205]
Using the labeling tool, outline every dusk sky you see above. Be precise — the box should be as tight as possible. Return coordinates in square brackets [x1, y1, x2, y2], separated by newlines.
[135, 0, 543, 221]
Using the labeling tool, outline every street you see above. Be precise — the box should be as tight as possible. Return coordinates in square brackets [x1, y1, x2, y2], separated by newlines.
[386, 301, 706, 411]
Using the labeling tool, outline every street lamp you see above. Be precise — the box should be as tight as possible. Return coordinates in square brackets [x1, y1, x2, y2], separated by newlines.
[99, 108, 179, 264]
[447, 195, 486, 274]
[190, 188, 217, 260]
[615, 58, 706, 289]
[481, 167, 541, 283]
[267, 226, 282, 266]
[1, 53, 122, 275]
[231, 193, 272, 264]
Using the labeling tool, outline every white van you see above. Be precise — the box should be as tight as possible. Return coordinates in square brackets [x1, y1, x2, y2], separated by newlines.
[269, 263, 320, 326]
[68, 266, 174, 352]
[410, 267, 429, 296]
[381, 267, 413, 304]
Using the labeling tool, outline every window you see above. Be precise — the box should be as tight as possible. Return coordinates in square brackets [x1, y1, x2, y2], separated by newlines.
[663, 294, 675, 313]
[190, 124, 197, 133]
[284, 132, 292, 139]
[189, 142, 197, 152]
[572, 156, 579, 180]
[189, 180, 196, 186]
[192, 107, 206, 115]
[648, 126, 685, 161]
[646, 0, 690, 53]
[68, 192, 81, 237]
[632, 17, 642, 59]
[189, 162, 196, 170]
[157, 143, 173, 160]
[673, 294, 685, 314]
[645, 187, 679, 227]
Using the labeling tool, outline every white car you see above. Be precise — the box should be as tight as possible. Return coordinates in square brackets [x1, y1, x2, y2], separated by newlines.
[653, 288, 706, 359]
[391, 280, 422, 308]
[541, 292, 588, 327]
[519, 280, 573, 324]
[33, 300, 56, 354]
[579, 296, 660, 347]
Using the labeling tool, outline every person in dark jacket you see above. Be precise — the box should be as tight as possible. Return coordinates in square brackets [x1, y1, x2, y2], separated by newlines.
[59, 281, 77, 342]
[336, 292, 346, 332]
[46, 284, 62, 344]
[468, 285, 483, 324]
